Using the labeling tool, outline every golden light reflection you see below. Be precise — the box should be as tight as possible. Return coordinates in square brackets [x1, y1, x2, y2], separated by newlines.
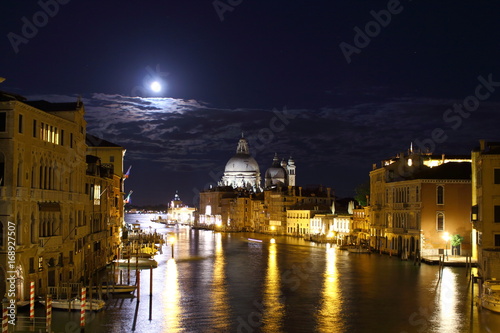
[162, 258, 181, 331]
[211, 232, 231, 330]
[317, 243, 343, 332]
[262, 242, 284, 332]
[434, 269, 460, 333]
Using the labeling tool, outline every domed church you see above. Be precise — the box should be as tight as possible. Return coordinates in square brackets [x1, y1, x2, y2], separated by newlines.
[219, 135, 262, 191]
[265, 153, 296, 188]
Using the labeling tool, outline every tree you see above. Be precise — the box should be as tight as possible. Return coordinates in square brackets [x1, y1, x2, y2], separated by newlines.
[354, 181, 370, 207]
[451, 234, 464, 247]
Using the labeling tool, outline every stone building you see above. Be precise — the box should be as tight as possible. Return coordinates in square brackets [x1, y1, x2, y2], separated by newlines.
[369, 149, 472, 259]
[472, 140, 500, 279]
[0, 92, 124, 300]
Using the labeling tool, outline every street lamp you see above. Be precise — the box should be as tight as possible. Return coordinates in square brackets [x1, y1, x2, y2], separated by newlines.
[442, 232, 450, 261]
[169, 235, 175, 258]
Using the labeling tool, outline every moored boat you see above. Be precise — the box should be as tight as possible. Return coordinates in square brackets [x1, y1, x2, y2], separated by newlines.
[479, 279, 500, 313]
[90, 284, 137, 294]
[347, 246, 371, 254]
[113, 258, 158, 268]
[40, 298, 105, 311]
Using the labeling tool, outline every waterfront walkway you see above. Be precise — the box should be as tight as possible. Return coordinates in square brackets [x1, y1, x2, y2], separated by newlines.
[421, 254, 477, 267]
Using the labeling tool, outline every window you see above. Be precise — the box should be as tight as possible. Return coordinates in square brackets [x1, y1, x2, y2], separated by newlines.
[29, 258, 35, 273]
[437, 186, 444, 205]
[0, 222, 3, 247]
[109, 156, 115, 163]
[60, 130, 64, 146]
[495, 234, 500, 247]
[70, 133, 73, 148]
[0, 112, 6, 132]
[18, 114, 23, 133]
[38, 257, 44, 271]
[495, 169, 500, 184]
[495, 206, 500, 223]
[33, 119, 37, 137]
[471, 205, 479, 221]
[437, 212, 444, 231]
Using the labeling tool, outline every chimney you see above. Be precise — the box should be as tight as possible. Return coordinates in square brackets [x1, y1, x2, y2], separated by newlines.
[480, 139, 486, 152]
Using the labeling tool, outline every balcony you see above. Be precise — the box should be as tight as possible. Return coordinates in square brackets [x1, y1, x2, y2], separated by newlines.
[38, 235, 63, 249]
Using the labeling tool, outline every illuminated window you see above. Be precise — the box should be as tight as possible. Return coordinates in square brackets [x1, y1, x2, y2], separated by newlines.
[94, 185, 101, 205]
[436, 212, 444, 231]
[437, 186, 444, 205]
[38, 257, 44, 271]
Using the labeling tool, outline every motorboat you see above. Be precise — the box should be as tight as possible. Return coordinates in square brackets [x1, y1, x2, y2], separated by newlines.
[347, 246, 371, 254]
[479, 279, 500, 313]
[39, 298, 105, 311]
[113, 257, 158, 268]
[90, 283, 137, 294]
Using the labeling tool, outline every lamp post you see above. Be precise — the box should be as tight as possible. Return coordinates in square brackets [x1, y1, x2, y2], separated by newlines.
[442, 232, 450, 261]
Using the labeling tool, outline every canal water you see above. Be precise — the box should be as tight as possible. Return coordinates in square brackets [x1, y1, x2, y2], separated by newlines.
[24, 213, 499, 332]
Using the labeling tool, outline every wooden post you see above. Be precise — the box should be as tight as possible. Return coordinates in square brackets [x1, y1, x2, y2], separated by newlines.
[80, 287, 86, 329]
[30, 281, 35, 321]
[46, 294, 52, 332]
[137, 270, 141, 302]
[2, 298, 8, 333]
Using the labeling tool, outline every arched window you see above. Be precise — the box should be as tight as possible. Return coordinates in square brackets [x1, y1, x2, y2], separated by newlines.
[0, 153, 5, 186]
[16, 213, 22, 245]
[437, 185, 444, 205]
[437, 212, 444, 231]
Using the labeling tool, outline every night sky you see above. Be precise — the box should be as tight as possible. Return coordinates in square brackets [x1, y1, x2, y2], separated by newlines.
[2, 1, 500, 205]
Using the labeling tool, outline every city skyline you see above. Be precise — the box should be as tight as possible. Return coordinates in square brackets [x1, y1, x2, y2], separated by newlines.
[2, 1, 500, 205]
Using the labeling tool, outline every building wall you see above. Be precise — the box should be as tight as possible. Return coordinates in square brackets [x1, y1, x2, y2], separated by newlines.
[420, 181, 471, 256]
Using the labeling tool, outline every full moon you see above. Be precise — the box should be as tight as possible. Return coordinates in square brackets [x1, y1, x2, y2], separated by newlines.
[150, 81, 162, 92]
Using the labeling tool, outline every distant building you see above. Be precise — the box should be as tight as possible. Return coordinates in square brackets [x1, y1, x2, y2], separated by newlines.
[472, 140, 500, 279]
[198, 135, 333, 234]
[0, 91, 124, 300]
[167, 192, 196, 225]
[369, 148, 472, 259]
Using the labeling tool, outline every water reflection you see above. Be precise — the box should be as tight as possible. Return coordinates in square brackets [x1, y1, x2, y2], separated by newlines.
[262, 241, 284, 332]
[210, 232, 231, 330]
[433, 268, 460, 333]
[317, 244, 344, 332]
[163, 258, 181, 331]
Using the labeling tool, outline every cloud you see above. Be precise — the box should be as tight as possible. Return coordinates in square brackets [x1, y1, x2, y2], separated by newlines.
[24, 92, 500, 203]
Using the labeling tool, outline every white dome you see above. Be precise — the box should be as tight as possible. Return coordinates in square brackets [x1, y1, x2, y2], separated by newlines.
[220, 136, 261, 190]
[225, 154, 260, 173]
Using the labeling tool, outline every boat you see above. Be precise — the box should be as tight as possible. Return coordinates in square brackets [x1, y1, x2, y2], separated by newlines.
[151, 216, 169, 223]
[40, 298, 105, 311]
[113, 258, 158, 268]
[347, 246, 371, 254]
[90, 284, 137, 294]
[479, 279, 500, 313]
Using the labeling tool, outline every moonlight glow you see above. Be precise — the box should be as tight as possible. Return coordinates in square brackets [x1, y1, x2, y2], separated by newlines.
[150, 81, 162, 92]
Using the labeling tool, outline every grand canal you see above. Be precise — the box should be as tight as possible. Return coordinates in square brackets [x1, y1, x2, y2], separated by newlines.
[27, 214, 499, 332]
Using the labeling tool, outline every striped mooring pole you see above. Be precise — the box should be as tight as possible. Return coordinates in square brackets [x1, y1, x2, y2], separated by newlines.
[2, 300, 8, 333]
[30, 281, 35, 320]
[46, 294, 52, 331]
[80, 287, 86, 328]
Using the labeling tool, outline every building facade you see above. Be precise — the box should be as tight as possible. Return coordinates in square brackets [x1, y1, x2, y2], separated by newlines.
[0, 93, 124, 300]
[472, 140, 500, 279]
[369, 149, 472, 259]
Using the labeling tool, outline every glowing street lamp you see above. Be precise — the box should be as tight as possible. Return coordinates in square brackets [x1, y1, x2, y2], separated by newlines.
[442, 232, 450, 261]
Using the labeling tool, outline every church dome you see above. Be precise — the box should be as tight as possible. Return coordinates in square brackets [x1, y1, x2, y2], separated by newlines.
[220, 136, 262, 190]
[225, 154, 260, 173]
[265, 153, 287, 188]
